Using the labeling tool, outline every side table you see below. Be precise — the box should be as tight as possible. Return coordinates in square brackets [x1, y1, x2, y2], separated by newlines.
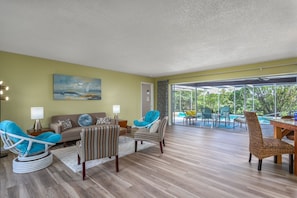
[27, 128, 54, 136]
[118, 119, 128, 128]
[118, 120, 131, 133]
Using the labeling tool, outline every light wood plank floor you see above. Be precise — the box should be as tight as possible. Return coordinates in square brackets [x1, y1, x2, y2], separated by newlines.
[1, 125, 297, 198]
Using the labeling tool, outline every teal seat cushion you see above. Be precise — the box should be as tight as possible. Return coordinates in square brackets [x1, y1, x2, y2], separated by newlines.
[133, 120, 150, 127]
[0, 120, 29, 142]
[133, 110, 160, 127]
[144, 111, 160, 123]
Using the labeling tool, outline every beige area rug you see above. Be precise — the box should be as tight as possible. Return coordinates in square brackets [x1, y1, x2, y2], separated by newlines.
[51, 136, 154, 173]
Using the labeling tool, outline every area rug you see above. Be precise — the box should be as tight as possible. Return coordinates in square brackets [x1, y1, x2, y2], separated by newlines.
[51, 136, 154, 173]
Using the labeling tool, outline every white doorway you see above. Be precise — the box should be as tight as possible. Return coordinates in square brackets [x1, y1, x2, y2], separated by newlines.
[141, 82, 154, 117]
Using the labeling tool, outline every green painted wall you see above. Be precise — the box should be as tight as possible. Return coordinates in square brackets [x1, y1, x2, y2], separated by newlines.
[1, 51, 297, 131]
[0, 51, 154, 130]
[156, 58, 297, 84]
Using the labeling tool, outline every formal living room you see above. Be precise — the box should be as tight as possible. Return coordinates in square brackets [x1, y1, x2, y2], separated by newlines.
[1, 1, 297, 198]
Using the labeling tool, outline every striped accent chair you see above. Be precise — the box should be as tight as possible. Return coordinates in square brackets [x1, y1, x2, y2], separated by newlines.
[244, 111, 294, 173]
[76, 125, 120, 180]
[134, 116, 168, 153]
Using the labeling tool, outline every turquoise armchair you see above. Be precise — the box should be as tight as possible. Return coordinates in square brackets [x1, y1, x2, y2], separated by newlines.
[0, 120, 62, 173]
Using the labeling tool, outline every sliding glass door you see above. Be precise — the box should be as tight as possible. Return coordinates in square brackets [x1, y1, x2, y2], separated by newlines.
[171, 76, 297, 126]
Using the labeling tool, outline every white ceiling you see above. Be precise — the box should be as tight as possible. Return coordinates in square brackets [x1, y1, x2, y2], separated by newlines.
[1, 1, 297, 77]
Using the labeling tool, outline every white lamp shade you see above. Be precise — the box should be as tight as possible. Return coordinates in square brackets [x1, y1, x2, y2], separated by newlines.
[31, 107, 44, 119]
[113, 105, 120, 114]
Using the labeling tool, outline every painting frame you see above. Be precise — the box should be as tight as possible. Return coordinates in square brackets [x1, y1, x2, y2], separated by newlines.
[53, 74, 101, 100]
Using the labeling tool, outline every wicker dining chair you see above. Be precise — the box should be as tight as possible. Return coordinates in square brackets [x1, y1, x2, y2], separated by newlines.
[244, 111, 294, 173]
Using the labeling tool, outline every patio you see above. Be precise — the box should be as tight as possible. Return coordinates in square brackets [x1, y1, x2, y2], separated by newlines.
[173, 113, 274, 137]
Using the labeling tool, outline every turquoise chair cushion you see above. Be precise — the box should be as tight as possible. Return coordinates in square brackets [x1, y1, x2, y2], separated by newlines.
[133, 110, 160, 127]
[0, 120, 62, 156]
[133, 120, 150, 127]
[144, 110, 160, 123]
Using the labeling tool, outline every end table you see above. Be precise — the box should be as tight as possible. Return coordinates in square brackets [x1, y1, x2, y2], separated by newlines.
[27, 128, 54, 136]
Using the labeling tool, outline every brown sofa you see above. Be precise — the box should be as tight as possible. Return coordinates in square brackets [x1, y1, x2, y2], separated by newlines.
[50, 112, 127, 143]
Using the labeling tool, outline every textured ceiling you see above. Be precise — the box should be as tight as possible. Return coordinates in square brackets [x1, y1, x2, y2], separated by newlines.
[1, 1, 297, 77]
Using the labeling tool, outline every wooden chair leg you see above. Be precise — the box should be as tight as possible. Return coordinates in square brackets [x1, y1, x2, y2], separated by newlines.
[159, 141, 163, 153]
[115, 155, 119, 172]
[135, 141, 138, 152]
[78, 154, 81, 165]
[249, 153, 252, 162]
[289, 154, 293, 174]
[82, 162, 86, 180]
[163, 139, 165, 146]
[258, 159, 262, 171]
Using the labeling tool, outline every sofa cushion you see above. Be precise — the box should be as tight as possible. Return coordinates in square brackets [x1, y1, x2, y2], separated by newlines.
[51, 112, 107, 127]
[78, 114, 93, 127]
[58, 119, 72, 131]
[96, 117, 111, 125]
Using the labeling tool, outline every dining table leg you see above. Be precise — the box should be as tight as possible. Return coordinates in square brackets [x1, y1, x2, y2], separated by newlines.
[293, 129, 297, 175]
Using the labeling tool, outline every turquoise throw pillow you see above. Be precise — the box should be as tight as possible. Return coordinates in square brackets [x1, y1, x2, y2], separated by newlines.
[78, 114, 93, 126]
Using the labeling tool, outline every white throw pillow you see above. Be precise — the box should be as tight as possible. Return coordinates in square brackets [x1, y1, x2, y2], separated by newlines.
[58, 119, 72, 131]
[96, 117, 111, 125]
[149, 120, 160, 133]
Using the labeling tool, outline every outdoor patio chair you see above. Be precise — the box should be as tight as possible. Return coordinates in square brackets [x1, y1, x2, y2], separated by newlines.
[183, 110, 197, 125]
[244, 111, 294, 173]
[0, 120, 62, 173]
[201, 107, 213, 125]
[218, 106, 230, 126]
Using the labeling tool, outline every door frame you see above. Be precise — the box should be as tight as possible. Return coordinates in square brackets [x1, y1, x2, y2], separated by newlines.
[141, 82, 154, 117]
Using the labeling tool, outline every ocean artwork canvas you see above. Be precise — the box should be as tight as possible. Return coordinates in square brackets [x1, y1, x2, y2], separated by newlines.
[53, 74, 101, 100]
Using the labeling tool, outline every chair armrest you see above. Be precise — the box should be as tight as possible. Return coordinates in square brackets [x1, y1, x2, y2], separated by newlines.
[50, 123, 62, 134]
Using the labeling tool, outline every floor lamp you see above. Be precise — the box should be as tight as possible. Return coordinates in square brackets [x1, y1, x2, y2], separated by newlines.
[0, 80, 9, 158]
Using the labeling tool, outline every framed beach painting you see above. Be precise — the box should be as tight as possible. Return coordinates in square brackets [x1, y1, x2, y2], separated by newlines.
[53, 74, 101, 100]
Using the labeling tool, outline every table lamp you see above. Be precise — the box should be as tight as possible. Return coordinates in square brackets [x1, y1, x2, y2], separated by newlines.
[31, 107, 44, 131]
[113, 105, 120, 125]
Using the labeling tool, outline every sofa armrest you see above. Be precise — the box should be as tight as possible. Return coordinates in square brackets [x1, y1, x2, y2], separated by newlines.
[110, 118, 116, 125]
[50, 123, 62, 134]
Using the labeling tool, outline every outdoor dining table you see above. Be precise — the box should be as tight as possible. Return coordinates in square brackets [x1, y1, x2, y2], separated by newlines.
[270, 118, 297, 175]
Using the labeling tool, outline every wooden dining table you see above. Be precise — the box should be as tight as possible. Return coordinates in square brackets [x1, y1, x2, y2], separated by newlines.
[270, 118, 297, 175]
